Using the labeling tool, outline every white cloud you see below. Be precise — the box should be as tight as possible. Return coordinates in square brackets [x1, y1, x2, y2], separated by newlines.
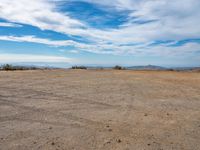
[0, 0, 200, 57]
[59, 49, 79, 53]
[0, 35, 112, 54]
[69, 50, 79, 54]
[0, 54, 73, 63]
[0, 0, 85, 34]
[0, 22, 22, 27]
[1, 35, 199, 57]
[0, 35, 82, 47]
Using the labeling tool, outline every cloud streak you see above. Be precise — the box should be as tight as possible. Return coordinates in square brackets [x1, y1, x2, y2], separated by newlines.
[0, 0, 200, 58]
[0, 35, 199, 57]
[0, 22, 22, 27]
[0, 54, 73, 63]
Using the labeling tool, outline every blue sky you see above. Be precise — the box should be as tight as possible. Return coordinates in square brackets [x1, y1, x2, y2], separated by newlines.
[0, 0, 200, 67]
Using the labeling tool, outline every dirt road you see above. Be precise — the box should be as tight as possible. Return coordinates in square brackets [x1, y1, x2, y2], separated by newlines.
[0, 70, 200, 150]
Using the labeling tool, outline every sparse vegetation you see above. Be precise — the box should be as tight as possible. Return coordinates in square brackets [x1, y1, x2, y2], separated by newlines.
[1, 64, 14, 71]
[71, 66, 87, 70]
[113, 65, 125, 70]
[0, 64, 38, 71]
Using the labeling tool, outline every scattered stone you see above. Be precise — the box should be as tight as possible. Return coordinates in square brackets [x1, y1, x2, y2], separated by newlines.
[108, 129, 112, 132]
[49, 127, 52, 130]
[144, 113, 148, 116]
[0, 138, 3, 140]
[51, 142, 55, 146]
[167, 113, 170, 116]
[117, 139, 122, 143]
[106, 141, 111, 144]
[106, 125, 110, 128]
[147, 143, 151, 146]
[33, 141, 37, 144]
[104, 140, 111, 146]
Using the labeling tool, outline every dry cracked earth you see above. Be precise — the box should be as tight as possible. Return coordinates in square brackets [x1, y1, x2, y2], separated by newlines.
[0, 70, 200, 150]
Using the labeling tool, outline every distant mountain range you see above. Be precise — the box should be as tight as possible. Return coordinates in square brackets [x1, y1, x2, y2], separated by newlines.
[126, 65, 166, 70]
[87, 65, 200, 71]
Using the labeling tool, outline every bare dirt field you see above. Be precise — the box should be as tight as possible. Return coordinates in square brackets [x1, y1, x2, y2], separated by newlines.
[0, 70, 200, 150]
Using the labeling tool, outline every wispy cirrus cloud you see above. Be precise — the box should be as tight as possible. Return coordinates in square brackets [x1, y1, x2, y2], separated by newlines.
[0, 22, 22, 27]
[1, 0, 199, 43]
[0, 35, 199, 57]
[0, 0, 85, 34]
[0, 54, 73, 63]
[0, 35, 106, 54]
[0, 0, 200, 66]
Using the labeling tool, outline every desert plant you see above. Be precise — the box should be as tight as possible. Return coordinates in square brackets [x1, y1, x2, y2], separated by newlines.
[167, 69, 175, 71]
[71, 66, 87, 69]
[113, 65, 125, 70]
[2, 64, 15, 71]
[0, 64, 40, 71]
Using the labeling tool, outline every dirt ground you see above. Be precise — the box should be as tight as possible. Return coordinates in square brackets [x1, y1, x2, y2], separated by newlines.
[0, 70, 200, 150]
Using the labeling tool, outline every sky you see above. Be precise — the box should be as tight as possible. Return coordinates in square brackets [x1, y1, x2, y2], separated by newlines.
[0, 0, 200, 67]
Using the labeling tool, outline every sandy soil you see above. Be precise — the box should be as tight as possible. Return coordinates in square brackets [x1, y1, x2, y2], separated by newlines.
[0, 70, 200, 150]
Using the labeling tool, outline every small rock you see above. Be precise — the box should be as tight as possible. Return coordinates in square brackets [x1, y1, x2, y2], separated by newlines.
[117, 139, 122, 143]
[49, 127, 52, 130]
[147, 143, 151, 146]
[51, 142, 55, 146]
[144, 113, 148, 116]
[106, 141, 111, 144]
[104, 140, 111, 146]
[108, 129, 112, 132]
